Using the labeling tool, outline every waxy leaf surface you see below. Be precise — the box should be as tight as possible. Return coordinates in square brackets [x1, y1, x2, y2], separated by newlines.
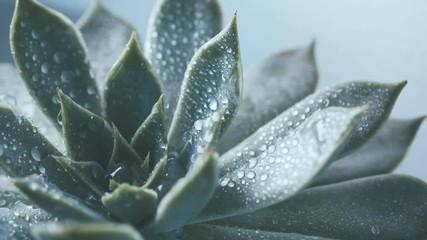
[11, 0, 101, 129]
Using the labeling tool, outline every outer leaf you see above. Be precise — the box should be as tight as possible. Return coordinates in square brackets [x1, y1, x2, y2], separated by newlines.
[54, 156, 108, 197]
[212, 174, 427, 240]
[101, 184, 157, 224]
[145, 0, 222, 123]
[154, 150, 219, 232]
[0, 176, 52, 240]
[32, 223, 144, 240]
[178, 224, 333, 240]
[0, 104, 89, 198]
[77, 1, 134, 89]
[10, 0, 101, 130]
[0, 63, 62, 147]
[196, 106, 365, 222]
[312, 117, 425, 186]
[168, 16, 242, 155]
[104, 32, 163, 140]
[217, 42, 318, 153]
[108, 126, 146, 185]
[59, 90, 113, 169]
[15, 175, 108, 222]
[131, 96, 166, 169]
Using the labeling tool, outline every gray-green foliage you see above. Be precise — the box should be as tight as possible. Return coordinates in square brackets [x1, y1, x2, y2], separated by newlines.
[0, 0, 425, 239]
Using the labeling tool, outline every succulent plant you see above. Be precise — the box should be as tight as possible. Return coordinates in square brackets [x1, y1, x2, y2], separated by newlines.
[0, 0, 426, 239]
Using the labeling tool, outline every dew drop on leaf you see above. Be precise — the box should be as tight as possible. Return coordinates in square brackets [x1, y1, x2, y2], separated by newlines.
[30, 146, 41, 162]
[41, 63, 51, 74]
[208, 98, 218, 111]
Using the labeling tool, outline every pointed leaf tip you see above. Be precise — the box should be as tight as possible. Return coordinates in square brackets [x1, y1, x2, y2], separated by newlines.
[168, 15, 242, 155]
[59, 90, 113, 168]
[104, 32, 162, 141]
[145, 0, 223, 125]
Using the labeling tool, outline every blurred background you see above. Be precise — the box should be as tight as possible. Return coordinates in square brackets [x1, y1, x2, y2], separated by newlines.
[1, 0, 426, 181]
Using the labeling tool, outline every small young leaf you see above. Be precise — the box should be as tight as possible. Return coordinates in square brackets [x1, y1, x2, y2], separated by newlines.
[0, 176, 52, 240]
[32, 223, 144, 240]
[0, 104, 89, 198]
[178, 224, 332, 240]
[155, 150, 219, 232]
[59, 90, 113, 169]
[168, 16, 242, 155]
[10, 0, 101, 130]
[196, 106, 365, 222]
[143, 156, 167, 190]
[54, 156, 108, 197]
[15, 175, 108, 222]
[104, 32, 163, 140]
[101, 184, 157, 224]
[108, 126, 146, 185]
[131, 96, 166, 169]
[217, 42, 318, 153]
[77, 1, 134, 89]
[145, 0, 222, 123]
[212, 174, 427, 240]
[312, 117, 425, 186]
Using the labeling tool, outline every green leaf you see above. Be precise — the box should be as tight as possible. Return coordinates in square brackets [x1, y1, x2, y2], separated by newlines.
[131, 96, 166, 169]
[32, 223, 144, 240]
[168, 16, 242, 155]
[212, 174, 427, 240]
[77, 1, 134, 89]
[15, 175, 108, 222]
[312, 117, 425, 186]
[196, 106, 365, 222]
[10, 0, 101, 130]
[0, 176, 52, 240]
[104, 32, 163, 141]
[217, 42, 318, 153]
[155, 150, 219, 232]
[54, 156, 108, 198]
[0, 104, 89, 198]
[178, 224, 333, 240]
[145, 0, 222, 123]
[108, 126, 146, 186]
[59, 90, 113, 169]
[101, 184, 157, 224]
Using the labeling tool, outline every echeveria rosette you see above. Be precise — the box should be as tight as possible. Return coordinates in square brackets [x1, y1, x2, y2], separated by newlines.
[0, 0, 425, 240]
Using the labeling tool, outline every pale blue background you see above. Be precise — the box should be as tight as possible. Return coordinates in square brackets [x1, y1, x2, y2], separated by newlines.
[1, 0, 426, 181]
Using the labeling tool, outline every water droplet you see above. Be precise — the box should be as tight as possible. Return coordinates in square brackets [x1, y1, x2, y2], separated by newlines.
[227, 181, 235, 188]
[0, 199, 6, 207]
[86, 86, 96, 95]
[31, 29, 40, 39]
[88, 116, 104, 131]
[220, 177, 230, 187]
[53, 52, 66, 63]
[194, 120, 203, 131]
[38, 165, 46, 174]
[30, 146, 42, 161]
[281, 147, 289, 154]
[208, 98, 218, 111]
[41, 63, 51, 74]
[32, 74, 40, 82]
[57, 111, 63, 126]
[51, 95, 59, 105]
[60, 70, 75, 83]
[237, 171, 245, 179]
[370, 225, 380, 235]
[247, 170, 256, 179]
[260, 173, 268, 181]
[248, 158, 257, 168]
